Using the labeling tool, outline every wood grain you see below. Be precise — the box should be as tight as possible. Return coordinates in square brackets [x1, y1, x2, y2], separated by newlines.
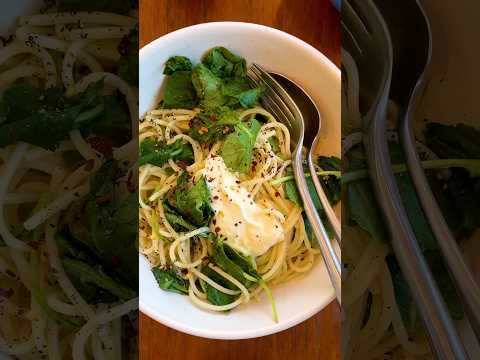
[139, 1, 341, 359]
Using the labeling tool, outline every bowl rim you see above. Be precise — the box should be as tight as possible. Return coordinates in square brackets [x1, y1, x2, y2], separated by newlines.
[139, 21, 338, 340]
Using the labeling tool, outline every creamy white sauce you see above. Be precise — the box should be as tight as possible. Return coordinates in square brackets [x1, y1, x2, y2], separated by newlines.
[202, 155, 285, 257]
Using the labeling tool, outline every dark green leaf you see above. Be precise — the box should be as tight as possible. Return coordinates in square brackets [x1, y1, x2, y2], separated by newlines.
[201, 266, 238, 306]
[164, 56, 192, 75]
[191, 64, 225, 109]
[163, 71, 197, 109]
[63, 258, 136, 300]
[139, 139, 193, 167]
[203, 47, 246, 78]
[220, 119, 261, 172]
[188, 107, 240, 144]
[152, 267, 188, 295]
[168, 173, 213, 227]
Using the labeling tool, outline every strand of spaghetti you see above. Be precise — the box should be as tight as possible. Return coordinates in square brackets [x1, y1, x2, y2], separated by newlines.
[239, 107, 276, 122]
[75, 72, 138, 137]
[0, 142, 31, 251]
[188, 286, 244, 312]
[383, 266, 430, 356]
[31, 297, 48, 355]
[64, 26, 133, 41]
[139, 165, 152, 210]
[15, 27, 103, 76]
[0, 65, 45, 89]
[47, 319, 61, 360]
[23, 184, 89, 230]
[174, 239, 207, 269]
[44, 215, 94, 321]
[0, 334, 35, 356]
[343, 241, 388, 308]
[188, 274, 207, 300]
[4, 192, 40, 204]
[62, 40, 91, 88]
[169, 228, 209, 264]
[61, 163, 95, 192]
[261, 240, 287, 281]
[189, 268, 241, 296]
[19, 12, 136, 27]
[69, 130, 102, 163]
[72, 298, 137, 360]
[0, 42, 56, 88]
[46, 293, 79, 316]
[168, 134, 202, 165]
[208, 264, 251, 301]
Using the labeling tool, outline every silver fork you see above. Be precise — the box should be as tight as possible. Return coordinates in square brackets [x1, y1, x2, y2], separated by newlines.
[343, 0, 468, 357]
[247, 64, 341, 304]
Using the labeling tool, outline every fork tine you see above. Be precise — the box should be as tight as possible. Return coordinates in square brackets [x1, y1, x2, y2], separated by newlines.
[247, 70, 295, 132]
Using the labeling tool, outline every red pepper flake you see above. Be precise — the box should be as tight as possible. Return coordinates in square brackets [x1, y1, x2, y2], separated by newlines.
[87, 136, 114, 158]
[215, 227, 221, 233]
[176, 160, 188, 169]
[213, 195, 219, 200]
[275, 191, 280, 197]
[96, 192, 113, 205]
[209, 114, 217, 121]
[213, 219, 216, 225]
[84, 159, 95, 171]
[111, 255, 120, 266]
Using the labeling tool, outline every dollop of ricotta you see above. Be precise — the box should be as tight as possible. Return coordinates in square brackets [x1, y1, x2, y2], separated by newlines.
[202, 155, 285, 257]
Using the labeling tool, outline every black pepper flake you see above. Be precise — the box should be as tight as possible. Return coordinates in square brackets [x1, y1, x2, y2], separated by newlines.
[213, 195, 219, 200]
[74, 192, 80, 197]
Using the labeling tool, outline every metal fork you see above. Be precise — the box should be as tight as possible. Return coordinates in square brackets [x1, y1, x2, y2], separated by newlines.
[343, 0, 468, 358]
[375, 0, 480, 341]
[247, 64, 341, 304]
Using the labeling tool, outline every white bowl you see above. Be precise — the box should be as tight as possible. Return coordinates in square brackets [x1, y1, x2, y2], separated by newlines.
[139, 22, 341, 340]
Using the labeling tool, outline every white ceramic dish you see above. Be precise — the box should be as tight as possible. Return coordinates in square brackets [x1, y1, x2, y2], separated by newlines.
[139, 22, 340, 339]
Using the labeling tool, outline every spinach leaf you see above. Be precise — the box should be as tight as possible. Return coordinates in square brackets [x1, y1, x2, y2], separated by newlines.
[167, 173, 213, 227]
[0, 81, 105, 150]
[201, 266, 238, 306]
[117, 25, 138, 86]
[63, 258, 137, 300]
[425, 122, 480, 159]
[84, 161, 138, 288]
[163, 71, 197, 109]
[164, 56, 192, 75]
[57, 0, 137, 14]
[162, 201, 196, 232]
[152, 267, 188, 295]
[220, 119, 261, 172]
[221, 77, 263, 108]
[188, 107, 240, 144]
[192, 64, 225, 109]
[139, 138, 193, 167]
[203, 47, 246, 78]
[211, 237, 257, 288]
[347, 180, 388, 243]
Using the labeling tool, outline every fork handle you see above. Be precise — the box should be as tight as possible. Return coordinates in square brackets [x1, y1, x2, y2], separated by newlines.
[292, 150, 341, 304]
[307, 148, 341, 242]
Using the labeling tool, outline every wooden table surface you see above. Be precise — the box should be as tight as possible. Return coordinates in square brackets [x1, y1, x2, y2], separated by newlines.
[139, 1, 341, 359]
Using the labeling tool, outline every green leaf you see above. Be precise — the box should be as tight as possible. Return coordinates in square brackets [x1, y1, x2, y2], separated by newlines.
[163, 201, 196, 232]
[188, 107, 240, 144]
[152, 267, 188, 295]
[211, 237, 257, 288]
[0, 81, 105, 150]
[425, 122, 480, 159]
[168, 173, 213, 227]
[163, 71, 198, 109]
[220, 119, 261, 173]
[201, 266, 238, 306]
[203, 47, 246, 78]
[139, 138, 193, 167]
[63, 258, 136, 300]
[191, 64, 225, 109]
[164, 56, 192, 75]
